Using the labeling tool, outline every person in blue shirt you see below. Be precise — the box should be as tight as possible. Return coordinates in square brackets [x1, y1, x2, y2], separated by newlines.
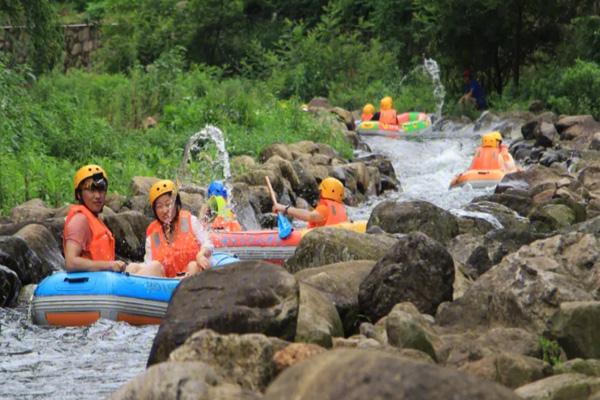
[459, 70, 487, 110]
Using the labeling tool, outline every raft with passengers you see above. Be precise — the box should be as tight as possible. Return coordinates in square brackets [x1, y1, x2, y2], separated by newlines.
[31, 166, 366, 326]
[449, 131, 519, 189]
[357, 96, 431, 139]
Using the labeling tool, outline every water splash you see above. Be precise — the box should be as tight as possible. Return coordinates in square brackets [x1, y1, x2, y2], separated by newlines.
[423, 58, 446, 123]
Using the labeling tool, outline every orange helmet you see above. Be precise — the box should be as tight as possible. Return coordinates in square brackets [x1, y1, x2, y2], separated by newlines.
[319, 177, 344, 202]
[362, 103, 375, 114]
[380, 96, 393, 110]
[149, 179, 176, 207]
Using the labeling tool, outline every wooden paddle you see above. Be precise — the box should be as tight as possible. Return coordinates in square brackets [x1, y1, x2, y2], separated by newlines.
[265, 176, 293, 239]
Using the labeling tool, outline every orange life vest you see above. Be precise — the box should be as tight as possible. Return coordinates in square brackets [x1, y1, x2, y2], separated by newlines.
[379, 109, 398, 125]
[499, 144, 516, 171]
[146, 210, 201, 278]
[469, 146, 505, 171]
[361, 113, 373, 121]
[63, 205, 115, 261]
[307, 198, 348, 228]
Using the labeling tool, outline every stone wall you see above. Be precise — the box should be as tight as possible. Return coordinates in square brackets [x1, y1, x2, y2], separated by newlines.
[0, 24, 100, 70]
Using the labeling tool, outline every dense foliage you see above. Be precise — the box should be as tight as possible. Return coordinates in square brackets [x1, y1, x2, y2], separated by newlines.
[2, 0, 600, 214]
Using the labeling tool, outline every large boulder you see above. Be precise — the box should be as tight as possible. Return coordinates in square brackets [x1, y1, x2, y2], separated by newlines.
[285, 229, 396, 274]
[295, 282, 343, 347]
[101, 213, 143, 261]
[459, 352, 548, 389]
[110, 361, 260, 400]
[437, 232, 600, 334]
[367, 200, 459, 244]
[259, 143, 294, 162]
[515, 373, 600, 400]
[463, 201, 530, 232]
[148, 261, 299, 365]
[359, 232, 454, 321]
[15, 224, 64, 272]
[263, 349, 518, 400]
[294, 260, 376, 335]
[10, 199, 56, 224]
[385, 303, 438, 361]
[0, 236, 52, 285]
[168, 329, 288, 392]
[130, 176, 159, 197]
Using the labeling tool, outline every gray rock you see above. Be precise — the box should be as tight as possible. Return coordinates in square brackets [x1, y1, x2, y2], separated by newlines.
[0, 264, 21, 307]
[385, 303, 437, 361]
[549, 301, 600, 359]
[148, 261, 299, 365]
[263, 349, 518, 400]
[295, 282, 344, 347]
[169, 329, 288, 392]
[10, 199, 55, 224]
[367, 200, 459, 244]
[15, 224, 64, 272]
[0, 236, 51, 285]
[515, 373, 600, 400]
[285, 229, 396, 274]
[359, 232, 454, 321]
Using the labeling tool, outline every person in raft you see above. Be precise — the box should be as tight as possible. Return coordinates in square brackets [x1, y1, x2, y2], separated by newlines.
[487, 131, 517, 171]
[370, 96, 398, 125]
[145, 179, 213, 278]
[272, 177, 348, 228]
[361, 103, 375, 121]
[199, 180, 242, 232]
[63, 164, 162, 276]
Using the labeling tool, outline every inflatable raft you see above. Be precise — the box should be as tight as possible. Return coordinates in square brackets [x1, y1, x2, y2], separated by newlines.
[357, 112, 431, 139]
[31, 252, 239, 327]
[449, 145, 518, 189]
[210, 220, 367, 264]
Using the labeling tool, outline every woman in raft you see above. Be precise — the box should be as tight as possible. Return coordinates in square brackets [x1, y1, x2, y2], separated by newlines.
[144, 179, 213, 278]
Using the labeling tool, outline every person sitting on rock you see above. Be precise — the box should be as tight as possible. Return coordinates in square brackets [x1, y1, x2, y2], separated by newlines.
[200, 180, 242, 232]
[272, 177, 348, 228]
[145, 179, 213, 278]
[63, 164, 162, 276]
[361, 103, 375, 121]
[487, 131, 517, 171]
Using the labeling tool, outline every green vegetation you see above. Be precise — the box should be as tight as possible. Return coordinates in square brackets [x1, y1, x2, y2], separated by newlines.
[2, 0, 600, 214]
[539, 336, 563, 367]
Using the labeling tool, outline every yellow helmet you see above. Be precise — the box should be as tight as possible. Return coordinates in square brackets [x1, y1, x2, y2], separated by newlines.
[481, 135, 496, 148]
[363, 103, 375, 114]
[488, 131, 503, 144]
[380, 96, 393, 110]
[319, 177, 344, 202]
[149, 179, 176, 206]
[73, 164, 108, 191]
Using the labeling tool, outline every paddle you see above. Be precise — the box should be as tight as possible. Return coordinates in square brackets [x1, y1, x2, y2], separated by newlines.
[265, 176, 293, 239]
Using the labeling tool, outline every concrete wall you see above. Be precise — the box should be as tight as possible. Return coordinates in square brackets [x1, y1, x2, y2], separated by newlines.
[0, 24, 100, 70]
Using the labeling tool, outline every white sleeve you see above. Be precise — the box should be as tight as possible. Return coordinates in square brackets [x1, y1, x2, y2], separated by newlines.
[143, 236, 153, 265]
[191, 215, 214, 251]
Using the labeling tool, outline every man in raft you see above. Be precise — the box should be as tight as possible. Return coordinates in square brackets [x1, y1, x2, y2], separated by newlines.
[63, 164, 162, 275]
[272, 177, 348, 227]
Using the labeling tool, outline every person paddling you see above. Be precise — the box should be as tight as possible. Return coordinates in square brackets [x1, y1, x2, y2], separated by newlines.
[271, 177, 348, 228]
[63, 164, 161, 276]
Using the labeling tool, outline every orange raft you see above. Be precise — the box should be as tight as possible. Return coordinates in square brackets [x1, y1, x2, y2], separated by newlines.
[210, 220, 367, 265]
[449, 145, 518, 189]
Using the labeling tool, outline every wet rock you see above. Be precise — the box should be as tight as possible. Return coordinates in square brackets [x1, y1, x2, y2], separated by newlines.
[549, 301, 600, 359]
[459, 352, 549, 389]
[385, 303, 437, 361]
[515, 373, 600, 400]
[359, 232, 454, 321]
[273, 343, 327, 373]
[535, 122, 559, 148]
[285, 229, 396, 274]
[101, 213, 143, 261]
[111, 361, 260, 400]
[465, 200, 530, 232]
[263, 349, 518, 400]
[529, 202, 578, 232]
[0, 264, 21, 307]
[294, 260, 375, 335]
[447, 234, 491, 280]
[259, 143, 294, 162]
[10, 199, 56, 224]
[115, 211, 152, 249]
[148, 261, 298, 365]
[437, 232, 600, 334]
[15, 224, 64, 272]
[367, 200, 459, 244]
[0, 236, 51, 285]
[169, 329, 288, 392]
[476, 191, 534, 218]
[295, 283, 343, 347]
